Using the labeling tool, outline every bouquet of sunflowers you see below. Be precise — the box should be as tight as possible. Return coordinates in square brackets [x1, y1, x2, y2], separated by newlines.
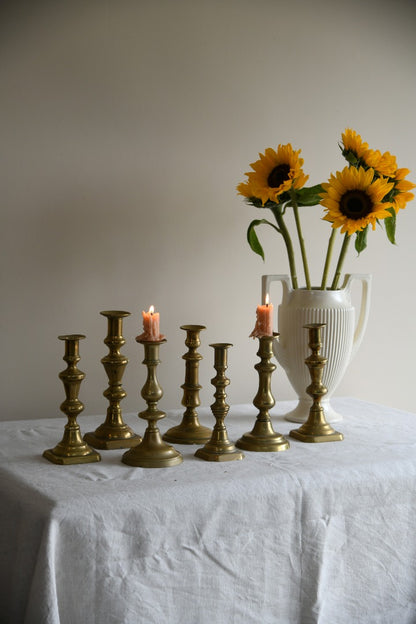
[237, 129, 415, 290]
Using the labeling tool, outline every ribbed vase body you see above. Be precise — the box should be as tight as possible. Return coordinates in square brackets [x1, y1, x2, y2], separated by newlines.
[262, 274, 371, 423]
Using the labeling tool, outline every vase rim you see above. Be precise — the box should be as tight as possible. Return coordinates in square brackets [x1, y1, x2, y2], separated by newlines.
[294, 287, 342, 291]
[283, 287, 351, 305]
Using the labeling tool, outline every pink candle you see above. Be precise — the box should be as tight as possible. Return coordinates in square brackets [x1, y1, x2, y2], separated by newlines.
[138, 305, 164, 341]
[250, 295, 274, 338]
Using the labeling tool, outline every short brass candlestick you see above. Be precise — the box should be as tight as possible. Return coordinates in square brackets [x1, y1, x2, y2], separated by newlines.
[236, 333, 289, 452]
[289, 324, 343, 443]
[84, 311, 141, 450]
[163, 324, 211, 444]
[43, 334, 101, 465]
[195, 343, 244, 462]
[122, 338, 183, 468]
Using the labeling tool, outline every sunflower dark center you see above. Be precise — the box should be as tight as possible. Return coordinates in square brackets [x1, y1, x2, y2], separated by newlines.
[339, 190, 373, 220]
[267, 164, 290, 188]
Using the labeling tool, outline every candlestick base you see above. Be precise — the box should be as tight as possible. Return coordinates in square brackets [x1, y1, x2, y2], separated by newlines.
[84, 425, 141, 450]
[236, 420, 289, 453]
[194, 429, 244, 462]
[163, 420, 212, 445]
[122, 425, 183, 468]
[289, 407, 343, 443]
[289, 428, 343, 443]
[43, 423, 101, 465]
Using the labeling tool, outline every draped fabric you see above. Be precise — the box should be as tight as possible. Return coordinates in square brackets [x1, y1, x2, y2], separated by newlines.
[1, 398, 416, 624]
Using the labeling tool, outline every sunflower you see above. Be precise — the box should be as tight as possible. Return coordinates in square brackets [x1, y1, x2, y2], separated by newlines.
[390, 167, 416, 213]
[365, 149, 397, 178]
[237, 143, 309, 206]
[341, 128, 369, 162]
[320, 166, 394, 235]
[341, 128, 397, 178]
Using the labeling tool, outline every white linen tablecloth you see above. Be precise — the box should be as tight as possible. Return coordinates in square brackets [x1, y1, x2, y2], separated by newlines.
[1, 398, 416, 624]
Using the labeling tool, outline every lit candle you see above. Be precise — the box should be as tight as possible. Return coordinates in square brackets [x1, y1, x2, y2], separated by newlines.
[138, 305, 165, 341]
[249, 294, 274, 338]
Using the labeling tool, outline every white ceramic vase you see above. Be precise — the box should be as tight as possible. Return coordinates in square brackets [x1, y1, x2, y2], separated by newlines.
[262, 273, 371, 423]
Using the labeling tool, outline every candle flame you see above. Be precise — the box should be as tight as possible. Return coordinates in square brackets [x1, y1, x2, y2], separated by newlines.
[265, 293, 270, 306]
[148, 305, 154, 315]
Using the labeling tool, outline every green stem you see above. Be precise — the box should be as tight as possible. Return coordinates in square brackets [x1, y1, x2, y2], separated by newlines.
[290, 190, 311, 289]
[320, 229, 337, 290]
[330, 232, 351, 290]
[271, 206, 298, 289]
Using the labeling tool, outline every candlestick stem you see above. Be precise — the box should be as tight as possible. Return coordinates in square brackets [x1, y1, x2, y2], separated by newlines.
[195, 343, 243, 462]
[43, 334, 101, 464]
[289, 324, 343, 442]
[84, 311, 141, 449]
[236, 333, 289, 452]
[122, 338, 182, 468]
[163, 325, 211, 444]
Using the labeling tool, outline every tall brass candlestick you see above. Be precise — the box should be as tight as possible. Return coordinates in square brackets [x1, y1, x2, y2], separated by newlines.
[163, 324, 211, 444]
[195, 343, 244, 462]
[43, 334, 101, 464]
[84, 311, 141, 450]
[289, 323, 343, 443]
[236, 333, 289, 452]
[122, 338, 183, 468]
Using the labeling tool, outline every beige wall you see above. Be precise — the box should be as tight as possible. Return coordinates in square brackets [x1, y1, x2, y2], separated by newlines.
[1, 0, 415, 421]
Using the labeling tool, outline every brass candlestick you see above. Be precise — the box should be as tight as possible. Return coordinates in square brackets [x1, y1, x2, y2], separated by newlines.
[43, 334, 101, 465]
[122, 338, 183, 468]
[84, 310, 141, 450]
[236, 333, 289, 452]
[289, 323, 343, 443]
[163, 324, 211, 444]
[195, 343, 244, 462]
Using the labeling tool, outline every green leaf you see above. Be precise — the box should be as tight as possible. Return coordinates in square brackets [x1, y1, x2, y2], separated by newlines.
[342, 149, 361, 167]
[291, 184, 324, 207]
[246, 196, 267, 209]
[245, 197, 282, 210]
[277, 191, 291, 206]
[246, 219, 280, 261]
[355, 227, 368, 254]
[384, 208, 396, 245]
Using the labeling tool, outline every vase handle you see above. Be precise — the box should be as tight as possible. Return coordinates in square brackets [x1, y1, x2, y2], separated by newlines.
[261, 274, 291, 304]
[342, 273, 372, 360]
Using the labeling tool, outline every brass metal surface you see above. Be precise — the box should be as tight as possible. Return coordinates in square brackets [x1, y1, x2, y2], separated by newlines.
[289, 324, 343, 443]
[84, 311, 141, 450]
[122, 338, 183, 468]
[236, 333, 289, 452]
[163, 324, 211, 444]
[43, 334, 101, 465]
[195, 343, 244, 462]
